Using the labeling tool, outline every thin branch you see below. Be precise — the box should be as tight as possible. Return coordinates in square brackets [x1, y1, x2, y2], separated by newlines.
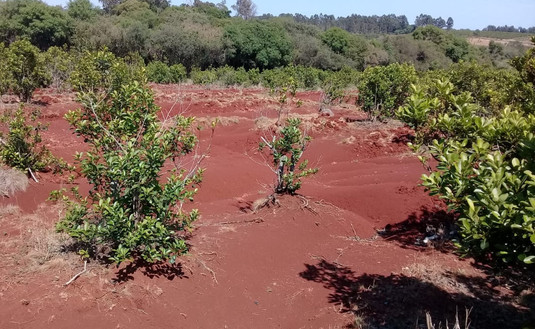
[86, 96, 125, 153]
[28, 168, 38, 183]
[64, 260, 88, 286]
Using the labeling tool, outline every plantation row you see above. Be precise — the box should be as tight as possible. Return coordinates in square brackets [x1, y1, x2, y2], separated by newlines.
[1, 36, 535, 269]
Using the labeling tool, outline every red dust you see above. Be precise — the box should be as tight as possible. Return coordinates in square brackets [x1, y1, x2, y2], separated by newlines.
[0, 85, 530, 329]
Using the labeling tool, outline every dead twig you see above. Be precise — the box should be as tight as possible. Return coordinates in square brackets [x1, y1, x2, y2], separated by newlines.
[297, 195, 318, 214]
[64, 260, 87, 286]
[219, 218, 265, 225]
[28, 168, 38, 183]
[197, 259, 218, 284]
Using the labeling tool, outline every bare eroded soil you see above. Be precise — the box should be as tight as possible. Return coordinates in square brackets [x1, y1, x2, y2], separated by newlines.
[0, 85, 532, 329]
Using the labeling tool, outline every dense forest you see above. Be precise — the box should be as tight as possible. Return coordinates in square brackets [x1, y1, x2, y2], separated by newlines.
[0, 0, 531, 74]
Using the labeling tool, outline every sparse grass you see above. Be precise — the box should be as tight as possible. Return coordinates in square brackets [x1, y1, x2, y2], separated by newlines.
[0, 203, 20, 216]
[0, 167, 28, 197]
[0, 203, 79, 283]
[425, 308, 472, 329]
[197, 116, 241, 127]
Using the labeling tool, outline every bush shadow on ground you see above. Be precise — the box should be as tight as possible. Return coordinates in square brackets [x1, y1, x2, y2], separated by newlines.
[379, 206, 457, 253]
[113, 259, 188, 283]
[299, 259, 533, 329]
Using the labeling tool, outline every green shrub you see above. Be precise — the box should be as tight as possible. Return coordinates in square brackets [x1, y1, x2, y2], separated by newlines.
[146, 61, 172, 83]
[320, 67, 360, 108]
[358, 62, 417, 120]
[444, 61, 532, 115]
[43, 46, 75, 91]
[190, 67, 217, 85]
[398, 77, 535, 265]
[214, 65, 249, 86]
[0, 43, 12, 95]
[422, 136, 535, 265]
[5, 40, 48, 101]
[259, 117, 317, 194]
[511, 36, 535, 85]
[57, 78, 204, 264]
[69, 49, 143, 95]
[169, 63, 187, 83]
[247, 68, 261, 85]
[258, 78, 317, 194]
[0, 106, 55, 179]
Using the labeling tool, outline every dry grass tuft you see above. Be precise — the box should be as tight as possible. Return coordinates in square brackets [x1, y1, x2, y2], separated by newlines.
[425, 308, 472, 329]
[0, 204, 20, 216]
[1, 203, 79, 282]
[197, 116, 241, 127]
[0, 167, 28, 197]
[255, 116, 276, 130]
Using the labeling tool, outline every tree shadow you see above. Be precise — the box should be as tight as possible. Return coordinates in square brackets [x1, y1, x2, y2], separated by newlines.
[113, 259, 188, 284]
[379, 206, 457, 253]
[300, 259, 532, 329]
[391, 133, 415, 144]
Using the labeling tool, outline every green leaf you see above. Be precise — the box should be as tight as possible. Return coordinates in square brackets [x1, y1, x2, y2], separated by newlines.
[523, 256, 535, 264]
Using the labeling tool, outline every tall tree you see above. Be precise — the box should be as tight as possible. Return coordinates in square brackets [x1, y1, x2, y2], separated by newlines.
[231, 0, 256, 20]
[446, 17, 454, 30]
[414, 14, 434, 27]
[434, 16, 446, 29]
[67, 0, 98, 21]
[0, 0, 73, 49]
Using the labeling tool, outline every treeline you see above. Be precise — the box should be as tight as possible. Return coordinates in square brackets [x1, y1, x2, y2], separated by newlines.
[483, 25, 535, 33]
[0, 0, 530, 75]
[260, 13, 413, 34]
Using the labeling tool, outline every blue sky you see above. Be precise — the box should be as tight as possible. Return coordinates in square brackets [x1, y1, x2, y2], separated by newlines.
[44, 0, 535, 30]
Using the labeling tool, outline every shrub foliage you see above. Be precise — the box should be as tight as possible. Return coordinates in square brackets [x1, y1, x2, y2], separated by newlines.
[57, 51, 203, 264]
[398, 73, 535, 265]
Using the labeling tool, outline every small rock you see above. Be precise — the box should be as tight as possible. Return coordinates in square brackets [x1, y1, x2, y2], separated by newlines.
[319, 108, 334, 117]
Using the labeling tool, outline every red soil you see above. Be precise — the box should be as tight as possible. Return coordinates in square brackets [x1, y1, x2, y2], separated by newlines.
[0, 85, 530, 329]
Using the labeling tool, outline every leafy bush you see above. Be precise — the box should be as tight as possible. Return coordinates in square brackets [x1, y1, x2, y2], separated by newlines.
[259, 118, 317, 194]
[258, 78, 317, 194]
[214, 65, 250, 86]
[69, 49, 143, 95]
[320, 67, 360, 109]
[169, 63, 187, 83]
[398, 78, 535, 265]
[0, 43, 12, 95]
[511, 36, 535, 85]
[412, 26, 470, 63]
[57, 77, 204, 264]
[147, 8, 225, 70]
[247, 67, 261, 85]
[358, 62, 417, 120]
[321, 27, 367, 70]
[43, 46, 75, 91]
[260, 66, 323, 90]
[5, 40, 48, 101]
[422, 137, 535, 265]
[0, 106, 55, 179]
[146, 60, 172, 83]
[443, 61, 534, 115]
[190, 67, 217, 85]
